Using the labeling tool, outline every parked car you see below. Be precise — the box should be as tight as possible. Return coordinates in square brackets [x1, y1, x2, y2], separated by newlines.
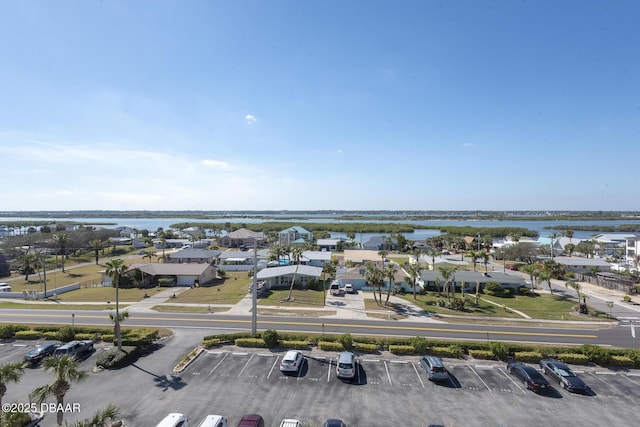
[279, 350, 304, 374]
[24, 343, 60, 365]
[330, 281, 344, 296]
[53, 340, 94, 359]
[156, 413, 189, 427]
[419, 355, 449, 382]
[236, 414, 264, 427]
[507, 362, 551, 393]
[539, 359, 588, 393]
[335, 351, 356, 381]
[197, 415, 227, 427]
[344, 284, 355, 294]
[323, 420, 346, 427]
[279, 420, 302, 427]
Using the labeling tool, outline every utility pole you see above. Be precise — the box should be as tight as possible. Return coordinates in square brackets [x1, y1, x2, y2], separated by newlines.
[251, 242, 258, 336]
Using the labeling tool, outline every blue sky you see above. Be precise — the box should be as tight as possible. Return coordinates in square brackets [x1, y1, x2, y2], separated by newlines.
[1, 1, 638, 211]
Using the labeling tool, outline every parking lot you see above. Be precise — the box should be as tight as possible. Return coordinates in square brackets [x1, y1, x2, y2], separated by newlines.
[3, 336, 640, 426]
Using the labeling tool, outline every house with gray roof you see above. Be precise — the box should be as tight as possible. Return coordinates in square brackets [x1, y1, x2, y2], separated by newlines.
[317, 238, 342, 251]
[420, 270, 527, 293]
[218, 228, 265, 248]
[551, 256, 611, 273]
[278, 226, 313, 246]
[167, 248, 222, 264]
[256, 264, 322, 289]
[300, 250, 332, 267]
[127, 262, 217, 287]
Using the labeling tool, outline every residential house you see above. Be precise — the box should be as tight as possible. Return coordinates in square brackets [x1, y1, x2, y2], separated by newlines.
[362, 235, 397, 251]
[218, 249, 269, 271]
[126, 262, 217, 287]
[256, 265, 322, 289]
[624, 234, 640, 264]
[278, 226, 313, 246]
[552, 256, 612, 274]
[342, 250, 384, 266]
[420, 270, 527, 293]
[336, 266, 410, 292]
[153, 238, 192, 249]
[219, 228, 266, 248]
[317, 238, 342, 251]
[167, 248, 221, 264]
[300, 250, 332, 267]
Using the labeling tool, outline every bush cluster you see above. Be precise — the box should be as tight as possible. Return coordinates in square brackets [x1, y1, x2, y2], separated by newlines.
[235, 338, 266, 348]
[96, 346, 138, 369]
[280, 340, 309, 350]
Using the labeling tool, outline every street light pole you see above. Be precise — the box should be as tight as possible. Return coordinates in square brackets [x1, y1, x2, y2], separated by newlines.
[251, 243, 258, 336]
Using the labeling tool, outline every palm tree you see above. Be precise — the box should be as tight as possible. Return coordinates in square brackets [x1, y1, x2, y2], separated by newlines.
[0, 362, 25, 407]
[16, 253, 37, 281]
[520, 264, 538, 292]
[142, 250, 156, 263]
[405, 261, 423, 300]
[364, 262, 384, 305]
[468, 250, 479, 272]
[481, 251, 490, 272]
[549, 232, 559, 259]
[383, 263, 397, 305]
[564, 230, 574, 244]
[539, 270, 553, 295]
[565, 280, 587, 314]
[65, 404, 120, 427]
[89, 239, 103, 265]
[30, 355, 88, 426]
[105, 258, 128, 350]
[53, 233, 69, 273]
[438, 266, 457, 303]
[321, 262, 337, 306]
[286, 246, 304, 301]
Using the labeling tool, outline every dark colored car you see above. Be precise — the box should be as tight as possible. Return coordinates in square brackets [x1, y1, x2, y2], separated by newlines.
[323, 420, 346, 427]
[24, 343, 60, 365]
[237, 414, 264, 427]
[539, 359, 588, 393]
[507, 362, 551, 393]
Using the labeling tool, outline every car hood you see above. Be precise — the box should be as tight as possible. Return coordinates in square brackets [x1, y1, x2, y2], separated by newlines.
[565, 376, 586, 387]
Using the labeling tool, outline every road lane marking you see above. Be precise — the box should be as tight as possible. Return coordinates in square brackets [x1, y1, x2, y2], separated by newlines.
[468, 365, 492, 391]
[384, 361, 392, 386]
[267, 356, 279, 379]
[412, 362, 425, 388]
[208, 352, 229, 375]
[500, 367, 527, 394]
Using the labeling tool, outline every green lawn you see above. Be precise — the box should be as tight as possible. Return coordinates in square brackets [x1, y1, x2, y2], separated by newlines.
[0, 302, 125, 310]
[258, 289, 325, 307]
[171, 271, 251, 304]
[394, 292, 524, 318]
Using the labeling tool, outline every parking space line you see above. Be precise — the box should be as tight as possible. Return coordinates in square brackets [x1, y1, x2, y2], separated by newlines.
[389, 360, 407, 364]
[595, 371, 616, 375]
[384, 361, 392, 386]
[362, 359, 380, 362]
[267, 355, 280, 379]
[208, 352, 230, 375]
[327, 359, 332, 382]
[468, 365, 492, 392]
[257, 353, 273, 357]
[412, 362, 425, 388]
[621, 374, 640, 386]
[499, 368, 527, 394]
[232, 352, 248, 356]
[237, 353, 254, 378]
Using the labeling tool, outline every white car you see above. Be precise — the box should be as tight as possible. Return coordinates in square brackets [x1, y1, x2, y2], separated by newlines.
[279, 350, 304, 374]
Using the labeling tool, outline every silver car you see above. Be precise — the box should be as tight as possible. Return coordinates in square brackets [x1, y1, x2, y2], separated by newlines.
[279, 350, 304, 374]
[335, 351, 356, 380]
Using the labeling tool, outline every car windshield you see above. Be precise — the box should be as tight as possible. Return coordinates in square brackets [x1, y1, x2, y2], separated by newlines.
[338, 363, 353, 369]
[555, 367, 575, 377]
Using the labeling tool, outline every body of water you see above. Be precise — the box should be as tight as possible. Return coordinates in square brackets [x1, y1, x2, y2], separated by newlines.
[2, 216, 640, 241]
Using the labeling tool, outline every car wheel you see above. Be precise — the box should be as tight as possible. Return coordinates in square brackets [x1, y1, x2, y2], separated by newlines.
[508, 367, 513, 374]
[561, 381, 566, 389]
[524, 380, 528, 389]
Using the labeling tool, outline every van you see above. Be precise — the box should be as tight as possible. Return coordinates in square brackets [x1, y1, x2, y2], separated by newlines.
[156, 413, 189, 427]
[197, 415, 227, 427]
[329, 281, 344, 296]
[279, 420, 302, 427]
[0, 283, 12, 292]
[419, 355, 449, 382]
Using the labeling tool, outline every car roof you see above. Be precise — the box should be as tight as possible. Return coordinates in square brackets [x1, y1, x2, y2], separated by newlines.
[337, 351, 354, 361]
[284, 350, 300, 358]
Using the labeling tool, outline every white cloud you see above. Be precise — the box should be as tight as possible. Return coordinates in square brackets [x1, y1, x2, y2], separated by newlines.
[462, 143, 477, 148]
[201, 159, 231, 169]
[244, 114, 257, 124]
[337, 149, 342, 154]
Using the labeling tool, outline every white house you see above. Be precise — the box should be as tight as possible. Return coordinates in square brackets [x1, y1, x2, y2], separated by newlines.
[624, 234, 640, 265]
[278, 226, 313, 246]
[256, 265, 322, 289]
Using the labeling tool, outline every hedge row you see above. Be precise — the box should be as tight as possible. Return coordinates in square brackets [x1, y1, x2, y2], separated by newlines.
[0, 323, 159, 349]
[200, 329, 640, 368]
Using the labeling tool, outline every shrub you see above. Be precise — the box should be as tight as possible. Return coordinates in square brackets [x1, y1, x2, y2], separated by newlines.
[280, 340, 309, 350]
[389, 345, 415, 355]
[428, 346, 463, 358]
[235, 338, 266, 348]
[42, 331, 59, 340]
[318, 341, 344, 351]
[74, 333, 94, 341]
[202, 338, 221, 348]
[490, 342, 510, 360]
[353, 342, 379, 354]
[581, 344, 612, 366]
[513, 351, 543, 363]
[96, 347, 138, 369]
[411, 336, 430, 354]
[484, 282, 501, 296]
[14, 330, 43, 340]
[57, 326, 76, 342]
[261, 330, 279, 348]
[0, 324, 28, 339]
[469, 350, 495, 360]
[556, 353, 589, 365]
[101, 334, 115, 342]
[610, 355, 634, 367]
[338, 333, 353, 351]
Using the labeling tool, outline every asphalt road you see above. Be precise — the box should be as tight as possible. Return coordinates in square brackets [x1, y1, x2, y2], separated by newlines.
[1, 308, 636, 348]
